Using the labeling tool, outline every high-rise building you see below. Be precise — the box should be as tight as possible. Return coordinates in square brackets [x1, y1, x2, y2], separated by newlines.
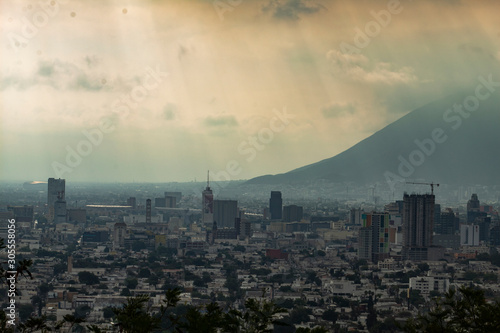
[155, 197, 167, 208]
[165, 192, 182, 203]
[460, 224, 480, 246]
[403, 194, 435, 261]
[358, 227, 372, 261]
[113, 222, 127, 250]
[435, 208, 459, 235]
[358, 212, 390, 262]
[433, 204, 441, 233]
[127, 197, 137, 209]
[146, 199, 152, 224]
[165, 196, 176, 208]
[213, 199, 238, 229]
[67, 208, 86, 224]
[467, 194, 481, 223]
[490, 224, 500, 246]
[475, 216, 491, 243]
[349, 208, 363, 225]
[47, 178, 65, 221]
[283, 205, 303, 222]
[54, 195, 67, 224]
[235, 217, 252, 239]
[269, 191, 282, 220]
[202, 172, 214, 225]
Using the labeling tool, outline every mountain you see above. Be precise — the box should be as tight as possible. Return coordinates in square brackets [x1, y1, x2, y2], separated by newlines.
[247, 85, 500, 187]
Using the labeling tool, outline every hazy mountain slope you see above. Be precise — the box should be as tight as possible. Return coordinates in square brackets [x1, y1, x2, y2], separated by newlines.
[247, 90, 500, 186]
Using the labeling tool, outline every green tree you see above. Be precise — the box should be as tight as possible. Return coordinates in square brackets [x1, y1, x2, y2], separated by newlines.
[102, 306, 115, 319]
[19, 304, 35, 323]
[289, 307, 311, 324]
[56, 314, 85, 333]
[125, 277, 138, 289]
[404, 285, 500, 332]
[237, 297, 289, 332]
[0, 310, 15, 333]
[321, 308, 338, 323]
[131, 240, 146, 251]
[233, 245, 246, 252]
[78, 271, 99, 285]
[138, 268, 151, 278]
[113, 294, 160, 333]
[17, 315, 48, 333]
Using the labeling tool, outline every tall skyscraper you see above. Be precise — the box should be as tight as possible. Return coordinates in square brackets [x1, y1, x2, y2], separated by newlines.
[467, 194, 481, 223]
[358, 212, 390, 263]
[54, 193, 67, 224]
[213, 199, 238, 229]
[47, 178, 65, 221]
[146, 199, 152, 223]
[113, 222, 127, 250]
[127, 197, 137, 209]
[403, 194, 435, 261]
[202, 171, 214, 225]
[269, 191, 282, 220]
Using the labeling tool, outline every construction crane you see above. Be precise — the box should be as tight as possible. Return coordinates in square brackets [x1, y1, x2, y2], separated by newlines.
[406, 181, 440, 195]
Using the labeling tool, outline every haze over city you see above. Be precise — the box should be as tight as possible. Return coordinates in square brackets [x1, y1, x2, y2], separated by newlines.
[4, 2, 500, 332]
[2, 0, 500, 183]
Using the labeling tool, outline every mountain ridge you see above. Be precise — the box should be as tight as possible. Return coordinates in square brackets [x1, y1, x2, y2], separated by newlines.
[246, 87, 500, 187]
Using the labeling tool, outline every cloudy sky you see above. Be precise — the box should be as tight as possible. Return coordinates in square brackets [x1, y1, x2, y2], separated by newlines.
[1, 0, 500, 183]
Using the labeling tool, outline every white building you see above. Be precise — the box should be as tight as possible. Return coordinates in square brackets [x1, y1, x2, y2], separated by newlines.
[460, 224, 480, 246]
[409, 275, 450, 295]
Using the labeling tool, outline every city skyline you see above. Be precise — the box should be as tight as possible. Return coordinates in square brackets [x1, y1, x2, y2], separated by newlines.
[2, 0, 500, 183]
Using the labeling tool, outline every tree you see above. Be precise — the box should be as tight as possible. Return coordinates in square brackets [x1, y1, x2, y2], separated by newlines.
[56, 314, 85, 333]
[131, 240, 146, 251]
[75, 305, 91, 319]
[0, 310, 15, 333]
[366, 294, 378, 332]
[179, 302, 224, 333]
[289, 307, 311, 324]
[417, 263, 430, 273]
[238, 296, 289, 332]
[321, 308, 338, 323]
[296, 327, 328, 333]
[404, 285, 500, 332]
[87, 324, 104, 333]
[78, 271, 99, 285]
[102, 306, 115, 319]
[125, 277, 138, 289]
[148, 274, 159, 286]
[19, 304, 35, 322]
[408, 289, 425, 307]
[113, 294, 160, 333]
[138, 268, 151, 278]
[233, 245, 246, 252]
[17, 315, 48, 333]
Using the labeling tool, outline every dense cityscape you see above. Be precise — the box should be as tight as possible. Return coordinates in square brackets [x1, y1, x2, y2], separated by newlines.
[3, 0, 500, 332]
[1, 178, 500, 332]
